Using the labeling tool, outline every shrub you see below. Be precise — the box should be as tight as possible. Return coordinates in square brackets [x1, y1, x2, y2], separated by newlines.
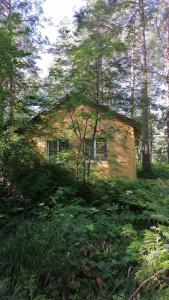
[0, 139, 76, 205]
[0, 203, 141, 299]
[1, 176, 169, 299]
[137, 163, 169, 179]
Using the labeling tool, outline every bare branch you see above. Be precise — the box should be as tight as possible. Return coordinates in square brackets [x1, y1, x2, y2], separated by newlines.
[128, 269, 167, 300]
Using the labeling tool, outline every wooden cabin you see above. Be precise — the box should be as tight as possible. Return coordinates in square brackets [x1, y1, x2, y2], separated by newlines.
[18, 102, 140, 178]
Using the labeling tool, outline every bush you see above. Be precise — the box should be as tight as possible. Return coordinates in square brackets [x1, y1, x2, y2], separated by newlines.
[1, 137, 169, 299]
[137, 163, 169, 179]
[0, 139, 76, 204]
[0, 203, 141, 299]
[1, 177, 169, 299]
[0, 138, 80, 227]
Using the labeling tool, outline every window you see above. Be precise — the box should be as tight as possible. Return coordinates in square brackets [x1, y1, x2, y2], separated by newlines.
[96, 139, 108, 161]
[84, 139, 94, 160]
[47, 139, 69, 160]
[84, 138, 108, 161]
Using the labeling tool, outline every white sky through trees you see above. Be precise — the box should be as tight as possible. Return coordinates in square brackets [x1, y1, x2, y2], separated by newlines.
[38, 0, 86, 77]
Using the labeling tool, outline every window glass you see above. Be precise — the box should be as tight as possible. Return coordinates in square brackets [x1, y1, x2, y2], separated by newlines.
[84, 138, 108, 161]
[84, 139, 94, 159]
[96, 139, 108, 161]
[47, 139, 69, 159]
[59, 139, 69, 152]
[48, 140, 58, 158]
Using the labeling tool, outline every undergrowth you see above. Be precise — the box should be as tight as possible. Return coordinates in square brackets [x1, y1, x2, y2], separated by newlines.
[1, 141, 169, 299]
[1, 177, 169, 299]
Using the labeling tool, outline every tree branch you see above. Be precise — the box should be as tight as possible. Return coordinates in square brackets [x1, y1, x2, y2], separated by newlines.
[128, 269, 167, 300]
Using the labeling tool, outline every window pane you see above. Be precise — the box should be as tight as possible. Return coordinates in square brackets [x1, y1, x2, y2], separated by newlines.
[84, 138, 108, 161]
[48, 141, 58, 157]
[48, 139, 69, 159]
[84, 139, 94, 159]
[59, 139, 69, 152]
[96, 139, 108, 161]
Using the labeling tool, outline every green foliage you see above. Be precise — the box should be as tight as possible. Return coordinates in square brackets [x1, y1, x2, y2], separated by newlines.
[1, 171, 169, 299]
[0, 13, 34, 126]
[0, 203, 139, 299]
[138, 163, 169, 179]
[47, 0, 127, 111]
[1, 0, 169, 297]
[0, 138, 76, 222]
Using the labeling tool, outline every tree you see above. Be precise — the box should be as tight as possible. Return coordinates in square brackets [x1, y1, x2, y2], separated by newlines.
[0, 0, 45, 130]
[138, 0, 151, 176]
[47, 0, 127, 183]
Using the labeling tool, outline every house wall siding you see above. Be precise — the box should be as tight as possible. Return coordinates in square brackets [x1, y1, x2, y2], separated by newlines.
[26, 105, 137, 178]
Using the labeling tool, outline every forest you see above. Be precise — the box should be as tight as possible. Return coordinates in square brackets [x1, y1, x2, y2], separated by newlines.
[1, 0, 169, 299]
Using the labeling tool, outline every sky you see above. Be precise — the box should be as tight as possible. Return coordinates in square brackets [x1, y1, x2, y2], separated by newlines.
[38, 0, 86, 77]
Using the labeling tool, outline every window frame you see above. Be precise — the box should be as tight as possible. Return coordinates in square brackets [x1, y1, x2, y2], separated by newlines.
[84, 137, 108, 162]
[95, 138, 108, 161]
[47, 138, 69, 161]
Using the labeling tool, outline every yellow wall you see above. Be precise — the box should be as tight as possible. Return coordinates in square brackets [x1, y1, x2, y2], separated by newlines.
[26, 105, 137, 178]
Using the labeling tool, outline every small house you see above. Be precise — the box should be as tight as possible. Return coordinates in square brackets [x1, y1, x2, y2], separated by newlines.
[18, 102, 140, 178]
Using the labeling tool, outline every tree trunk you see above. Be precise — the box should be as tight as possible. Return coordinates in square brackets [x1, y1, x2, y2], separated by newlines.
[8, 76, 14, 121]
[139, 0, 151, 177]
[86, 58, 101, 182]
[166, 12, 169, 162]
[130, 39, 136, 118]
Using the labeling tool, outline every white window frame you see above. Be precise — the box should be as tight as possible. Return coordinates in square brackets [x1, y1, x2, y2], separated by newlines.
[84, 138, 108, 162]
